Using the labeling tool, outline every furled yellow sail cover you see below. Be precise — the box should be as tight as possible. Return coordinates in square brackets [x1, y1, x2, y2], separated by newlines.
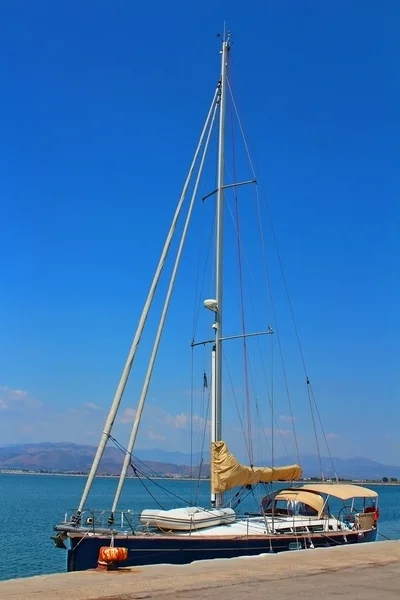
[211, 441, 302, 493]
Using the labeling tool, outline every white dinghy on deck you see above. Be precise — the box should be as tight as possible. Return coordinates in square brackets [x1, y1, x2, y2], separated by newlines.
[139, 506, 236, 531]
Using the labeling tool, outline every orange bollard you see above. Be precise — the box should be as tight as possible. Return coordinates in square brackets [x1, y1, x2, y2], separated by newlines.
[97, 546, 128, 571]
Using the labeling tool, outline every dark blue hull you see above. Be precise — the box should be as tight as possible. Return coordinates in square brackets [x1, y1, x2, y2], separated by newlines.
[66, 528, 377, 572]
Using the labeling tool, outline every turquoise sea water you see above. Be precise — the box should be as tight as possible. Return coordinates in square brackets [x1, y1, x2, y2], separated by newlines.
[0, 474, 399, 582]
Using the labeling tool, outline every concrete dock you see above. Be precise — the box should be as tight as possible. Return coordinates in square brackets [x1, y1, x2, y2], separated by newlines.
[1, 540, 399, 599]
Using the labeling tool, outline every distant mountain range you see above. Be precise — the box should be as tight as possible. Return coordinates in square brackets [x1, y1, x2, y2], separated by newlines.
[0, 442, 399, 480]
[0, 443, 198, 478]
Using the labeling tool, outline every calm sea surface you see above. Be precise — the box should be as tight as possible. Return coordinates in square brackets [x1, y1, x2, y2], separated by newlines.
[0, 474, 399, 582]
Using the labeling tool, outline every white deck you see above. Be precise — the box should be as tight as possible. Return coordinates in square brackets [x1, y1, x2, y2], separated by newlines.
[149, 514, 350, 537]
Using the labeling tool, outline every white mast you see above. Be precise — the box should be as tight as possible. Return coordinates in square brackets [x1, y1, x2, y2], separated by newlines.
[211, 33, 230, 508]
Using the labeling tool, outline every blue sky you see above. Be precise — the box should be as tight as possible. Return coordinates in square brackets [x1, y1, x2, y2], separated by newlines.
[0, 1, 398, 465]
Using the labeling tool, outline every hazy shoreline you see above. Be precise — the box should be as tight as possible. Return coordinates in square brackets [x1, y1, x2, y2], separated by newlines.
[0, 470, 205, 481]
[1, 470, 399, 485]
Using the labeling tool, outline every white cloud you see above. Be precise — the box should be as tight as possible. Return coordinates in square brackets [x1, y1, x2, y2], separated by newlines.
[326, 432, 340, 440]
[84, 402, 102, 411]
[170, 412, 188, 429]
[119, 407, 137, 424]
[265, 427, 293, 437]
[0, 385, 43, 410]
[279, 414, 296, 423]
[162, 410, 209, 431]
[9, 388, 27, 398]
[147, 429, 166, 441]
[114, 405, 210, 450]
[0, 390, 207, 449]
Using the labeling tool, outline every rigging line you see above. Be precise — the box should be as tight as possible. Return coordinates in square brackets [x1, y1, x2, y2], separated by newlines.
[238, 128, 324, 473]
[271, 328, 274, 467]
[247, 349, 271, 463]
[243, 319, 291, 461]
[224, 195, 298, 462]
[197, 346, 208, 458]
[232, 293, 278, 460]
[190, 346, 194, 482]
[200, 348, 211, 451]
[130, 464, 165, 510]
[222, 201, 291, 463]
[226, 78, 300, 462]
[263, 190, 308, 378]
[254, 402, 272, 455]
[250, 485, 262, 512]
[229, 92, 253, 465]
[255, 401, 263, 468]
[254, 183, 300, 463]
[191, 202, 205, 339]
[224, 108, 306, 398]
[306, 380, 324, 480]
[191, 109, 217, 341]
[110, 99, 219, 516]
[222, 347, 252, 461]
[229, 78, 331, 475]
[131, 463, 188, 505]
[254, 395, 291, 459]
[130, 453, 225, 520]
[191, 216, 215, 341]
[226, 77, 256, 180]
[309, 382, 338, 480]
[110, 436, 189, 500]
[194, 352, 208, 499]
[221, 172, 272, 339]
[226, 486, 245, 510]
[195, 385, 211, 503]
[238, 307, 291, 461]
[228, 87, 316, 467]
[259, 183, 334, 474]
[221, 154, 299, 457]
[108, 436, 195, 505]
[377, 532, 392, 541]
[130, 462, 191, 507]
[230, 484, 258, 510]
[246, 349, 264, 465]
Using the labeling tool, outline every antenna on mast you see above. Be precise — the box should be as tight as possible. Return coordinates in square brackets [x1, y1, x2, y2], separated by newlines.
[216, 24, 232, 45]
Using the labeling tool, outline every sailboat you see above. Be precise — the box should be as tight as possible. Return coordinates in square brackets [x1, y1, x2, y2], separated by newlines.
[53, 32, 379, 572]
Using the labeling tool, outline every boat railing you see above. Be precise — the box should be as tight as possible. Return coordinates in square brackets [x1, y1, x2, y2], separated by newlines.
[61, 508, 138, 533]
[56, 508, 375, 537]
